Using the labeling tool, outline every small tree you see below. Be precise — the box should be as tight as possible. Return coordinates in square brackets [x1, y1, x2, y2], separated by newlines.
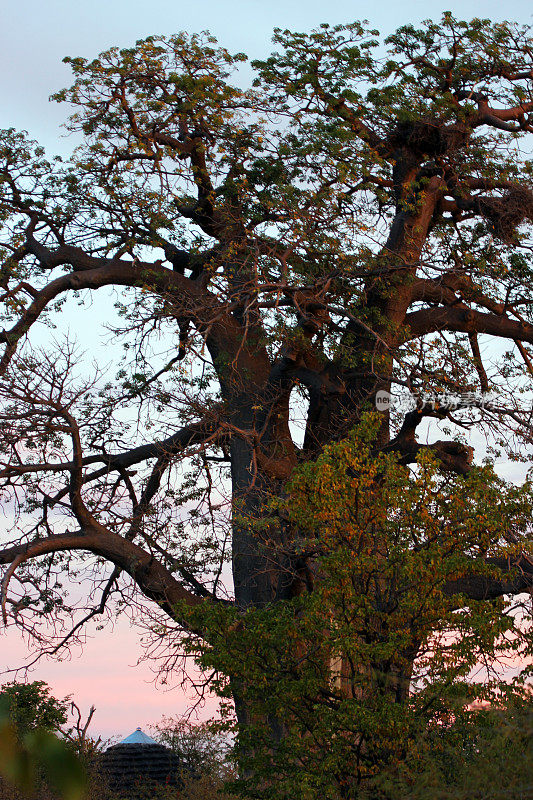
[151, 716, 232, 778]
[150, 717, 236, 799]
[0, 682, 86, 800]
[0, 681, 69, 738]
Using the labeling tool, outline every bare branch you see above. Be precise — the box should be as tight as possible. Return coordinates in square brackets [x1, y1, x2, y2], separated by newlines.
[405, 307, 533, 345]
[0, 530, 218, 633]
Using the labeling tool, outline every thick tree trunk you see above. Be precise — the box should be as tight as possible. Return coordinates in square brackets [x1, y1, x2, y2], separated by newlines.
[226, 163, 444, 774]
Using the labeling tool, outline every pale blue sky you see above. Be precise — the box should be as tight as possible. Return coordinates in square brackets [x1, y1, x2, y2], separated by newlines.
[1, 0, 533, 152]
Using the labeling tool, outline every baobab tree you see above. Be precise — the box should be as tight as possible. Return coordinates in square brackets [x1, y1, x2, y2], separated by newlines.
[0, 13, 532, 795]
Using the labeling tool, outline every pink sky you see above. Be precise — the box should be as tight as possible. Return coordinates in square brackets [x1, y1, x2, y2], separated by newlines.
[1, 617, 220, 741]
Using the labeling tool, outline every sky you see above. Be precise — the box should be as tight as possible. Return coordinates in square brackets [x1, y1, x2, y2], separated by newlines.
[1, 0, 533, 153]
[0, 0, 532, 740]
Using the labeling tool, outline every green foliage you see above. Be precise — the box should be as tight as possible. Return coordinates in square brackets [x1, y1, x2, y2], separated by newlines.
[367, 693, 533, 799]
[0, 682, 87, 799]
[0, 681, 69, 738]
[151, 716, 232, 778]
[0, 710, 86, 800]
[149, 717, 236, 800]
[181, 416, 533, 798]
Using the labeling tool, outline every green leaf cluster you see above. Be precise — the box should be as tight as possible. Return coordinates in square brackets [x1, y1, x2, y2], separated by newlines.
[0, 695, 86, 800]
[179, 416, 532, 798]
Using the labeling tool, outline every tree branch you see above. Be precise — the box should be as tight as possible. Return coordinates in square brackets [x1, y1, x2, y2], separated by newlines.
[444, 554, 533, 601]
[405, 307, 533, 345]
[0, 529, 216, 632]
[0, 250, 268, 382]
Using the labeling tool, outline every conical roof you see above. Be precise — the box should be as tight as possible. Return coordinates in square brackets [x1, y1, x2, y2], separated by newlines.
[120, 727, 159, 745]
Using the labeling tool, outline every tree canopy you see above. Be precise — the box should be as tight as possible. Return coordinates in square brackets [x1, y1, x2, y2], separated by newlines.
[0, 12, 532, 797]
[0, 681, 68, 737]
